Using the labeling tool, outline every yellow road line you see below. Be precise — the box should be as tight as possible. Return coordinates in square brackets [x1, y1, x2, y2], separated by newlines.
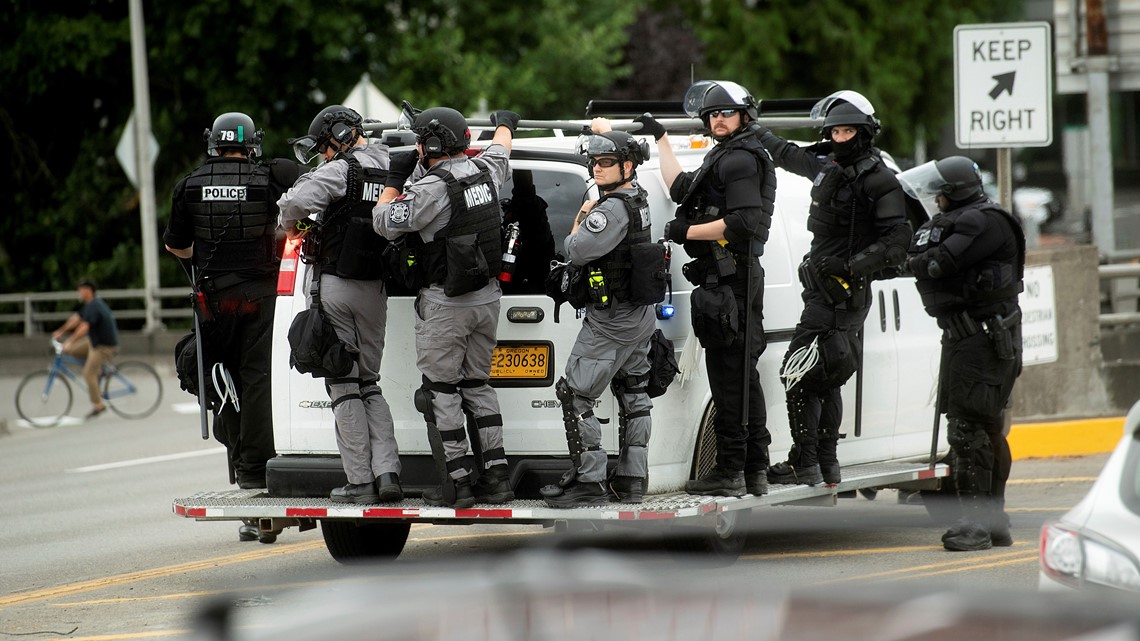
[899, 552, 1039, 579]
[815, 548, 1037, 585]
[1007, 477, 1098, 484]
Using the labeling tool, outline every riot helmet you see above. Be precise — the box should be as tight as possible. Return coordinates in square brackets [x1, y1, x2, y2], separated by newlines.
[897, 156, 985, 217]
[412, 107, 470, 158]
[289, 105, 363, 164]
[684, 80, 758, 140]
[577, 131, 649, 191]
[203, 112, 263, 158]
[812, 90, 881, 140]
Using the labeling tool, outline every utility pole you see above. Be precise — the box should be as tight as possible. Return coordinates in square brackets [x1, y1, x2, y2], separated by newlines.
[128, 0, 162, 332]
[1085, 0, 1116, 258]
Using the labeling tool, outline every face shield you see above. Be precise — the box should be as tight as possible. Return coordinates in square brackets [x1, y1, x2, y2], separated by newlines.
[683, 80, 752, 117]
[288, 135, 322, 165]
[398, 100, 421, 131]
[896, 160, 948, 219]
[810, 90, 876, 121]
[575, 133, 622, 157]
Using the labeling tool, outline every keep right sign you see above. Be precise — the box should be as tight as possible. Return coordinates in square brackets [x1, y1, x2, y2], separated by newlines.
[954, 22, 1053, 148]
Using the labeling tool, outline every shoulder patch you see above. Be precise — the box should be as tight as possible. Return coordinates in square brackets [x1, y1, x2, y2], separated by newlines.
[388, 201, 411, 224]
[584, 211, 608, 233]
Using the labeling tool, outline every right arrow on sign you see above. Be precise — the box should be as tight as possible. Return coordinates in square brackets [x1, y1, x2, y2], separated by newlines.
[989, 71, 1016, 100]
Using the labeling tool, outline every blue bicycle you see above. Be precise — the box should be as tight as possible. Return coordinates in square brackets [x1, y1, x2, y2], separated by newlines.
[15, 340, 163, 427]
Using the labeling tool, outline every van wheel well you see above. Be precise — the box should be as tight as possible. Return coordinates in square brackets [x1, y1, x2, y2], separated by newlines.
[320, 520, 410, 563]
[690, 401, 719, 480]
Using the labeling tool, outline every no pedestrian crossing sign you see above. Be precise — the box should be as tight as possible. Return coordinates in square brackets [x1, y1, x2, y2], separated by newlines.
[954, 22, 1053, 148]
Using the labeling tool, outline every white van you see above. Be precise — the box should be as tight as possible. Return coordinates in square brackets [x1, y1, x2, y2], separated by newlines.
[175, 119, 948, 562]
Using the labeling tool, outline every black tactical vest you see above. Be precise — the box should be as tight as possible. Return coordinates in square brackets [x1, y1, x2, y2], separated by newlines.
[807, 153, 880, 241]
[914, 201, 1026, 316]
[679, 133, 775, 258]
[181, 159, 275, 275]
[589, 188, 652, 302]
[418, 159, 503, 289]
[318, 150, 389, 280]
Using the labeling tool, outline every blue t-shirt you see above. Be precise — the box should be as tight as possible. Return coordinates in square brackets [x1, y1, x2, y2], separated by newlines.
[80, 298, 119, 348]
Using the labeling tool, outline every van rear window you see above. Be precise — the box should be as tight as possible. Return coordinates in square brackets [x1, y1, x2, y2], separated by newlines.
[499, 167, 589, 295]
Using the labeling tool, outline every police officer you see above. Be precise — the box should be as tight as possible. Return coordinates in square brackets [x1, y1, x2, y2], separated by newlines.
[277, 105, 402, 505]
[543, 123, 657, 508]
[899, 156, 1024, 551]
[638, 80, 774, 497]
[374, 106, 519, 508]
[751, 90, 911, 486]
[166, 112, 298, 499]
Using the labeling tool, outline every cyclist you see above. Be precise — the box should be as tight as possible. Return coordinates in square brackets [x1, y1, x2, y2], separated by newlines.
[51, 278, 120, 419]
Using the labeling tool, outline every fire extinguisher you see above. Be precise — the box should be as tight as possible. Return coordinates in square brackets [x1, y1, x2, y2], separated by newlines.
[498, 222, 521, 282]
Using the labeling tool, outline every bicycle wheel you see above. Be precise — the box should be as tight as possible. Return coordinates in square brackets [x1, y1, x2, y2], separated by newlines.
[16, 369, 73, 427]
[104, 361, 163, 419]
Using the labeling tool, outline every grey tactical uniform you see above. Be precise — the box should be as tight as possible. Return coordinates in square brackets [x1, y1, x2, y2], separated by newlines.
[374, 145, 511, 479]
[563, 185, 656, 483]
[276, 142, 399, 485]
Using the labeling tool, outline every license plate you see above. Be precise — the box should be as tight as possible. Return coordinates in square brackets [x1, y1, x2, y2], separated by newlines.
[490, 343, 551, 381]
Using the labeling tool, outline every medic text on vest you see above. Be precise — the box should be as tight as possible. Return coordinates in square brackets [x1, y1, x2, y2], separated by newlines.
[201, 185, 247, 201]
[362, 181, 383, 202]
[464, 183, 494, 209]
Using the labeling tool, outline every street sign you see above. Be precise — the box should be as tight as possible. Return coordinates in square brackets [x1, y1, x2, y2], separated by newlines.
[954, 22, 1053, 148]
[115, 109, 160, 189]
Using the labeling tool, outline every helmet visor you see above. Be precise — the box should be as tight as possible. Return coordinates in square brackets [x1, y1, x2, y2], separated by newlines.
[398, 100, 420, 131]
[896, 160, 947, 218]
[575, 134, 621, 157]
[683, 80, 752, 117]
[810, 90, 876, 121]
[288, 135, 321, 165]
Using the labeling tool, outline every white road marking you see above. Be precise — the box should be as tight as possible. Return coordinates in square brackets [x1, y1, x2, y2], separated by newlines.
[66, 447, 227, 473]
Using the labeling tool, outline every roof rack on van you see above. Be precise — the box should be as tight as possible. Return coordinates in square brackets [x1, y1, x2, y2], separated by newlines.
[584, 98, 824, 131]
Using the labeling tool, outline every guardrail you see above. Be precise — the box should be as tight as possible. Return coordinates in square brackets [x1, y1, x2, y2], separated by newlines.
[1100, 263, 1140, 328]
[0, 288, 193, 337]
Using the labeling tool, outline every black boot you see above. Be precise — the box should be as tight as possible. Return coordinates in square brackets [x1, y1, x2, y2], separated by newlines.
[685, 467, 745, 497]
[473, 464, 514, 504]
[544, 480, 608, 508]
[767, 461, 823, 486]
[745, 469, 769, 496]
[820, 463, 841, 485]
[608, 476, 644, 504]
[376, 473, 403, 502]
[238, 519, 259, 542]
[330, 481, 380, 504]
[942, 494, 993, 551]
[424, 474, 475, 509]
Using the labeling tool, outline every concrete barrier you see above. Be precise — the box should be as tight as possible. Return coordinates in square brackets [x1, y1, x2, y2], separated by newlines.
[1011, 244, 1115, 420]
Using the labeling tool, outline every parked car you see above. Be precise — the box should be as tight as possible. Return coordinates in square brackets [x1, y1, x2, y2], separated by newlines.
[1040, 400, 1140, 593]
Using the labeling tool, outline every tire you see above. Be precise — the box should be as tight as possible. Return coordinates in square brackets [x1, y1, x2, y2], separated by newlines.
[690, 402, 719, 480]
[320, 520, 411, 563]
[666, 510, 748, 566]
[104, 361, 163, 419]
[16, 370, 73, 427]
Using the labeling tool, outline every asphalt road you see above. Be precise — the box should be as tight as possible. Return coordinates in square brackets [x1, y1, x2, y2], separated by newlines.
[0, 361, 1123, 640]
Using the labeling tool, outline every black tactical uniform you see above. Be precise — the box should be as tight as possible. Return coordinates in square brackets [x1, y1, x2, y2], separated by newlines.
[902, 155, 1025, 551]
[656, 81, 775, 497]
[165, 112, 299, 490]
[753, 91, 911, 487]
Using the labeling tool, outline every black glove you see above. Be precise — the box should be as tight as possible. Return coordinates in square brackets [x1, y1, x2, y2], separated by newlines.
[634, 113, 666, 141]
[812, 255, 849, 279]
[664, 220, 690, 244]
[491, 110, 521, 133]
[386, 151, 418, 190]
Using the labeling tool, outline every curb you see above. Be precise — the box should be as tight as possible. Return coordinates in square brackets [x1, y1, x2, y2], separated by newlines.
[1009, 416, 1126, 460]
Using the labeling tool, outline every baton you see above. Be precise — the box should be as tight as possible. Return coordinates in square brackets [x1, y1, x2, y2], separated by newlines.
[177, 258, 211, 440]
[928, 348, 945, 470]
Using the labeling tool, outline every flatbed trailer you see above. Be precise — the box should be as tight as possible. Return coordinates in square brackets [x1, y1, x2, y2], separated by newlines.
[174, 461, 948, 563]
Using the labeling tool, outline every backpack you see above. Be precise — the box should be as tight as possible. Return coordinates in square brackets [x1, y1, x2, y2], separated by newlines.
[174, 330, 222, 411]
[544, 260, 590, 323]
[287, 308, 354, 379]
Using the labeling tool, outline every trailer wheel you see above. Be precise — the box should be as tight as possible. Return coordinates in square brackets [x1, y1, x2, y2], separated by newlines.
[320, 520, 410, 563]
[666, 510, 747, 566]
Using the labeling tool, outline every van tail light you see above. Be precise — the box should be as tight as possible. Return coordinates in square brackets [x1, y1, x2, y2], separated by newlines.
[277, 237, 303, 295]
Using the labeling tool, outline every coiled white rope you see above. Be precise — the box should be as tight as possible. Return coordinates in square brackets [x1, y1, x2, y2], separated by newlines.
[780, 336, 821, 392]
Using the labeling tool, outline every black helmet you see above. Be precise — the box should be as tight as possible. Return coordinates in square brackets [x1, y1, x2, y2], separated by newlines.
[576, 131, 650, 166]
[683, 80, 759, 120]
[812, 90, 881, 140]
[287, 105, 363, 164]
[935, 156, 985, 202]
[412, 107, 470, 158]
[203, 112, 263, 157]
